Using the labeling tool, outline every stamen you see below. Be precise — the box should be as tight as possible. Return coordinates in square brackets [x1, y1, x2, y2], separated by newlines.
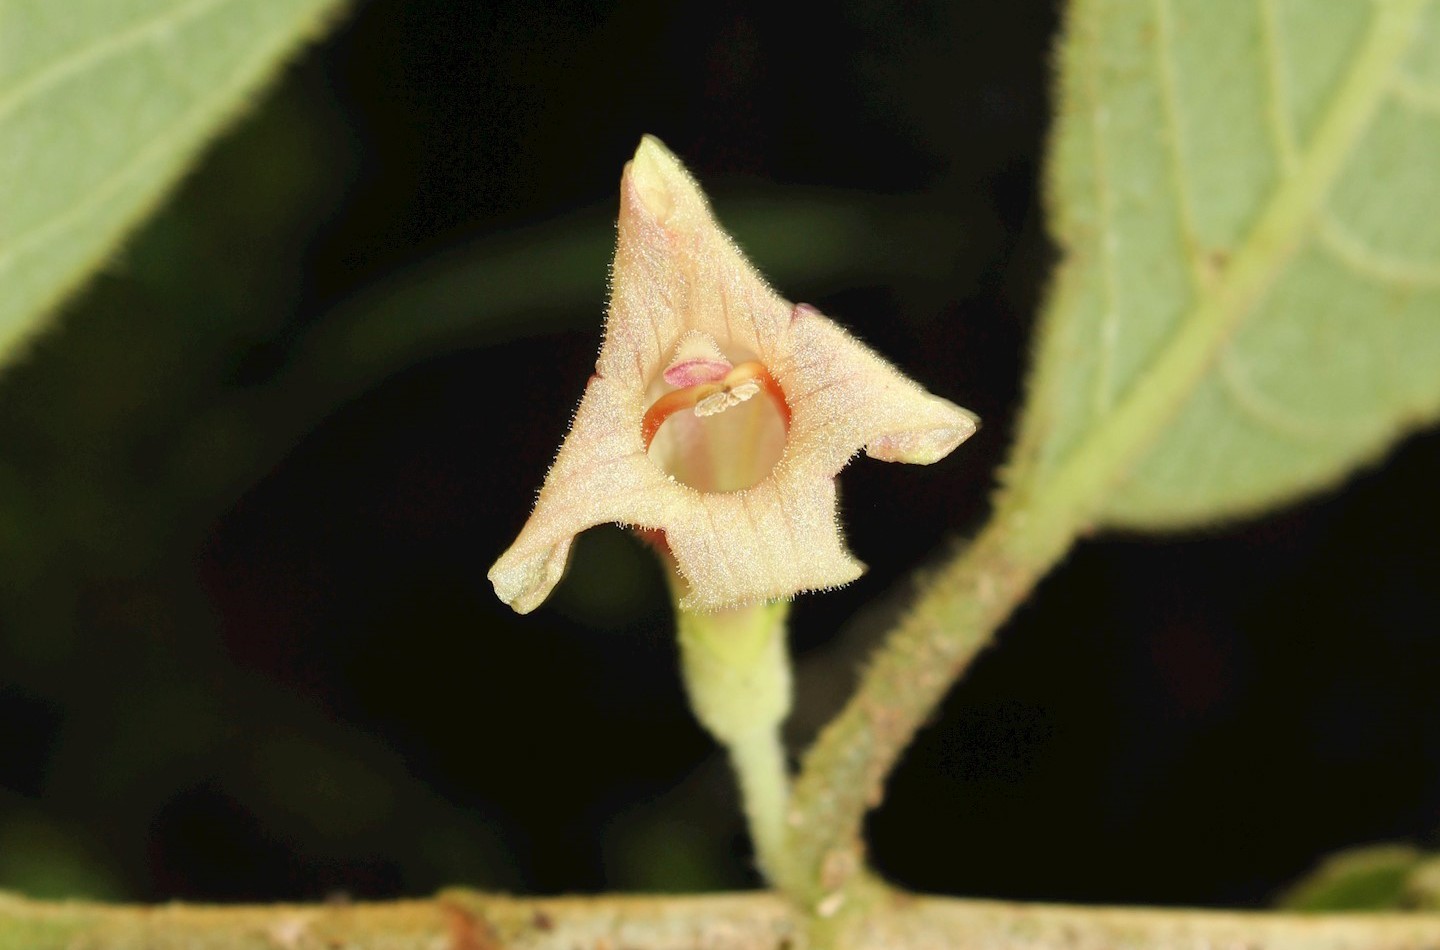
[695, 379, 760, 417]
[642, 360, 790, 450]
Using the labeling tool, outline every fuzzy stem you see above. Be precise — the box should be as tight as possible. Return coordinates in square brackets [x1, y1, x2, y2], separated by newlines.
[5, 889, 1440, 948]
[726, 724, 792, 884]
[782, 0, 1429, 906]
[671, 592, 796, 887]
[786, 502, 1068, 906]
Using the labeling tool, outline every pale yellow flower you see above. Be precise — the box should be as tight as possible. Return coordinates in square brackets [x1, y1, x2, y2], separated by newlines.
[490, 137, 977, 613]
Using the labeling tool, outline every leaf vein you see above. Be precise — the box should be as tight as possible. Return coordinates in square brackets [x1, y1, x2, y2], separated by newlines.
[1317, 208, 1440, 287]
[1153, 0, 1207, 289]
[1259, 0, 1301, 173]
[0, 0, 235, 126]
[1216, 344, 1343, 443]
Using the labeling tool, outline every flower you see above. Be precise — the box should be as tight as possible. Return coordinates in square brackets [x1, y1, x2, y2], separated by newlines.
[489, 136, 978, 613]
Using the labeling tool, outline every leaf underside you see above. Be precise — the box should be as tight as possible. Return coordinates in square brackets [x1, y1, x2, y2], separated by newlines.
[0, 0, 342, 367]
[1017, 0, 1440, 528]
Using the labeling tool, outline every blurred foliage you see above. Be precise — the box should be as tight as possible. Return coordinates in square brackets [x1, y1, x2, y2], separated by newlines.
[1278, 843, 1440, 911]
[0, 802, 122, 901]
[0, 0, 343, 363]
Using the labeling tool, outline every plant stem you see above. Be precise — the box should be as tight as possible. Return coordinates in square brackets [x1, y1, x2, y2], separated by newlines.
[671, 592, 797, 887]
[785, 496, 1075, 906]
[782, 0, 1428, 907]
[726, 725, 791, 885]
[6, 889, 1440, 949]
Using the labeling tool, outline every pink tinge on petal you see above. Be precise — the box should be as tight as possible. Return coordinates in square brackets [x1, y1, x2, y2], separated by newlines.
[867, 429, 963, 465]
[663, 358, 732, 388]
[865, 405, 980, 465]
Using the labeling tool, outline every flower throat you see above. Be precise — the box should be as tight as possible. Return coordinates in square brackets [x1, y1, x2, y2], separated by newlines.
[644, 358, 789, 494]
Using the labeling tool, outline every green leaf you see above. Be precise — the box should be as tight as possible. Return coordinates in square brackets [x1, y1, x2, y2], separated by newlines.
[0, 0, 343, 368]
[1009, 0, 1440, 527]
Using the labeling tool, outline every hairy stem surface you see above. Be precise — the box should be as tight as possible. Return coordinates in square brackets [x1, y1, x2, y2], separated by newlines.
[4, 890, 1439, 949]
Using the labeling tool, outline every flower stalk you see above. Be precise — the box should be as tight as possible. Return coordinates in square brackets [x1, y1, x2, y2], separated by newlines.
[671, 585, 795, 886]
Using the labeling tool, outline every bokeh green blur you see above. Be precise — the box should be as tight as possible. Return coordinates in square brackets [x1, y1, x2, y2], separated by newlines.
[2, 0, 1437, 907]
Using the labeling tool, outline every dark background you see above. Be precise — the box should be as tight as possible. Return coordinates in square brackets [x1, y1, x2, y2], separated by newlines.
[1, 0, 1437, 907]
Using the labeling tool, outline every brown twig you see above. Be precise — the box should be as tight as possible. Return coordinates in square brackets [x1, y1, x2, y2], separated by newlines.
[4, 889, 1440, 949]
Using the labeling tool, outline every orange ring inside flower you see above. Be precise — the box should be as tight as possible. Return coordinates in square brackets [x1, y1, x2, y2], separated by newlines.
[642, 361, 790, 450]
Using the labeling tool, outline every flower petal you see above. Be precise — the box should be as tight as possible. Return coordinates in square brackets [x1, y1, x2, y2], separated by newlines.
[777, 306, 978, 476]
[488, 375, 667, 613]
[663, 329, 732, 387]
[663, 464, 864, 612]
[599, 136, 792, 389]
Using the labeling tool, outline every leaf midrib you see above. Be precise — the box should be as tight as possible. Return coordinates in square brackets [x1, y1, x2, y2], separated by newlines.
[1004, 0, 1429, 542]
